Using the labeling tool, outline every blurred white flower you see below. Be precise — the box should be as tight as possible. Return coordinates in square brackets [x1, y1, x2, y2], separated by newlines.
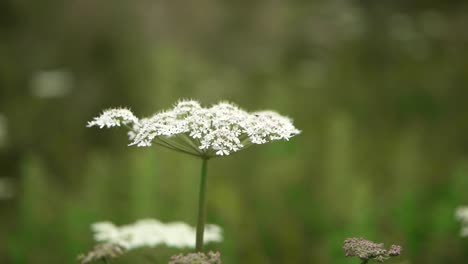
[0, 177, 14, 200]
[0, 114, 6, 147]
[87, 100, 300, 157]
[455, 206, 468, 237]
[30, 70, 73, 98]
[91, 219, 222, 250]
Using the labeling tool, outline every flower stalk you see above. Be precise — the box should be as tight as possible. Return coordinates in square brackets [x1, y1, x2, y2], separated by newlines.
[196, 158, 209, 252]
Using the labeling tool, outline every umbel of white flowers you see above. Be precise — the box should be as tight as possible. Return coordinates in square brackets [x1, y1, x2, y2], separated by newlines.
[92, 219, 222, 250]
[87, 100, 300, 252]
[87, 100, 301, 158]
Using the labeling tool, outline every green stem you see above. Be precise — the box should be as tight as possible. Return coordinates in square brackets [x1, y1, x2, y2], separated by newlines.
[195, 158, 209, 252]
[361, 260, 369, 264]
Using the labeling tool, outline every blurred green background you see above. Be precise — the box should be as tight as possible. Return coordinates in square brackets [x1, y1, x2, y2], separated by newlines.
[1, 0, 468, 263]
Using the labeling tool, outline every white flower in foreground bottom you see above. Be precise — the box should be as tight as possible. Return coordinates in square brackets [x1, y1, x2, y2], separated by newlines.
[87, 100, 301, 157]
[456, 206, 468, 237]
[91, 219, 222, 250]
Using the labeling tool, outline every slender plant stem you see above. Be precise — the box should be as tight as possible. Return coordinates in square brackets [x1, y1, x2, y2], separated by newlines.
[195, 158, 209, 252]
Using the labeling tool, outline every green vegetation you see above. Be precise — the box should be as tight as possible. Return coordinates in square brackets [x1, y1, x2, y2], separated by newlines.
[1, 1, 468, 263]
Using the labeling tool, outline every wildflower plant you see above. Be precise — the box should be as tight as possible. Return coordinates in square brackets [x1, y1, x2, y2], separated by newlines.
[87, 100, 300, 252]
[343, 237, 402, 264]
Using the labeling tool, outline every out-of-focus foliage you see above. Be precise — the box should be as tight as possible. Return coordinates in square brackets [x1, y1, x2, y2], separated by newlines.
[1, 0, 468, 263]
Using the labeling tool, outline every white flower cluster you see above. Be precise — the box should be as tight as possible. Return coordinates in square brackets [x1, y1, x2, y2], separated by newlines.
[87, 108, 138, 129]
[87, 100, 300, 157]
[91, 219, 222, 250]
[455, 206, 468, 237]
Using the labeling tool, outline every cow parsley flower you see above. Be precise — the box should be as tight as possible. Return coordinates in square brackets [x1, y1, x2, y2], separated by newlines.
[87, 100, 300, 252]
[343, 237, 402, 263]
[455, 206, 468, 237]
[91, 219, 222, 250]
[87, 100, 300, 157]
